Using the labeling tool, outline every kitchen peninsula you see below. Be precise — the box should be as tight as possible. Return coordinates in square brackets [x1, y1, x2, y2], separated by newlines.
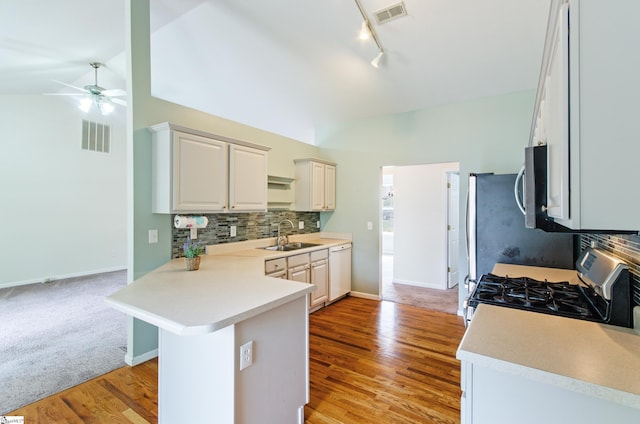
[106, 253, 314, 423]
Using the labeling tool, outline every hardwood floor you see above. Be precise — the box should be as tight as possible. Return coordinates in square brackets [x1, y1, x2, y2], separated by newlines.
[306, 297, 465, 423]
[9, 297, 466, 423]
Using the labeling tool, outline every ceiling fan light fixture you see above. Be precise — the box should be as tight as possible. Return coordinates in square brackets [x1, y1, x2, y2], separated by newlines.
[79, 97, 93, 113]
[371, 51, 384, 68]
[99, 99, 114, 115]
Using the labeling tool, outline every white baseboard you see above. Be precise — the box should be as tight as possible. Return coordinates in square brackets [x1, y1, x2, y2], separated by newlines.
[348, 291, 381, 301]
[125, 348, 159, 366]
[0, 266, 127, 290]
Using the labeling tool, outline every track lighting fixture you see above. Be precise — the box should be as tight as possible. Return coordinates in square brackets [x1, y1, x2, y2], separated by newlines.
[359, 21, 372, 40]
[354, 0, 385, 68]
[371, 51, 384, 68]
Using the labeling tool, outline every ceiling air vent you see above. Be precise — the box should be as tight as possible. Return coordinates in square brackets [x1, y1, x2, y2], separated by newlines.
[374, 2, 407, 25]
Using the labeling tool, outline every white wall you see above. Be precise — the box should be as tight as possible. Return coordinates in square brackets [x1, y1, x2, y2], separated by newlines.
[393, 162, 459, 289]
[316, 90, 535, 310]
[0, 95, 127, 287]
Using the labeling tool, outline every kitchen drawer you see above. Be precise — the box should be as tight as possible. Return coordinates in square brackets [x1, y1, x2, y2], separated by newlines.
[265, 258, 286, 274]
[310, 249, 328, 262]
[287, 253, 310, 268]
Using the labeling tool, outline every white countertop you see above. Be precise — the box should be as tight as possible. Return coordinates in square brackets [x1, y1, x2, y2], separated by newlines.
[106, 233, 351, 336]
[106, 255, 313, 336]
[457, 263, 640, 409]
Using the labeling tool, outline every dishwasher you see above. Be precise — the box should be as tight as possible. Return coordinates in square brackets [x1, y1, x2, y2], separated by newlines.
[329, 243, 352, 302]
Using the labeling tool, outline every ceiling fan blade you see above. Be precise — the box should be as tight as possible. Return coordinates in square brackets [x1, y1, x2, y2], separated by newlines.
[52, 80, 87, 93]
[102, 88, 126, 97]
[43, 92, 84, 96]
[111, 98, 127, 106]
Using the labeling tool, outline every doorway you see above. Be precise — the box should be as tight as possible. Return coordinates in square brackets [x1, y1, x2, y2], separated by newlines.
[380, 163, 460, 313]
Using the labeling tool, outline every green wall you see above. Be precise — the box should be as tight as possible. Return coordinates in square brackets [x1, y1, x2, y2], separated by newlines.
[315, 90, 535, 308]
[127, 0, 320, 361]
[127, 0, 535, 358]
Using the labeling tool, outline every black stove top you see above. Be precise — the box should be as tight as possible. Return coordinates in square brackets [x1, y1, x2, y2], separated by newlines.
[469, 273, 603, 322]
[466, 249, 633, 328]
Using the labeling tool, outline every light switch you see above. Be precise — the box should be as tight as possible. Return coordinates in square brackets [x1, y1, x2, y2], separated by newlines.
[367, 222, 373, 230]
[148, 229, 158, 244]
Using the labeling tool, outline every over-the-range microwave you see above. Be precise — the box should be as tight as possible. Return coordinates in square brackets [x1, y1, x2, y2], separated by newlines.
[520, 145, 636, 234]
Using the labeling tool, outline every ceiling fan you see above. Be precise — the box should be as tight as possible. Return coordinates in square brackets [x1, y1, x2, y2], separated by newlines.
[44, 62, 127, 115]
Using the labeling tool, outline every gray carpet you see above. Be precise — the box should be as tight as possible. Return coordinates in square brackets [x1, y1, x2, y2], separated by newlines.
[0, 270, 127, 414]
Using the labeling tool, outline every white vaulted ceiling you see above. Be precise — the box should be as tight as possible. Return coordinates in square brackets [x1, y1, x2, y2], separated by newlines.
[1, 0, 551, 144]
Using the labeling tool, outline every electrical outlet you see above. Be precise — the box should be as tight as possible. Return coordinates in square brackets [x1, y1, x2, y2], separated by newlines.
[316, 221, 320, 229]
[367, 222, 373, 230]
[190, 228, 198, 239]
[148, 229, 158, 244]
[299, 221, 304, 230]
[240, 340, 254, 370]
[230, 225, 237, 237]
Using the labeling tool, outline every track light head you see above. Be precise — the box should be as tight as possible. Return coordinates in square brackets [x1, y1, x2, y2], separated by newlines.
[359, 21, 372, 40]
[371, 51, 384, 68]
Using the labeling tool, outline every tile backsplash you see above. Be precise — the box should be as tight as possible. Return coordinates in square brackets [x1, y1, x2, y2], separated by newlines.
[579, 234, 640, 307]
[171, 211, 320, 258]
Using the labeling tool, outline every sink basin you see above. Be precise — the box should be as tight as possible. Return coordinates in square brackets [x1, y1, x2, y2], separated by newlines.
[260, 242, 321, 251]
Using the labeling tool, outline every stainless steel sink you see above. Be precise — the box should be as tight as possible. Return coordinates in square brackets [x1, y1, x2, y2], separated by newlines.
[260, 242, 321, 251]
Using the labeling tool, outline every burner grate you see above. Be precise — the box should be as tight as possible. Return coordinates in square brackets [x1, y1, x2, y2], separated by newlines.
[469, 274, 597, 320]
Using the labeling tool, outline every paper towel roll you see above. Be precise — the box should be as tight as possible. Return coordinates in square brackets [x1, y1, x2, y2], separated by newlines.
[174, 215, 209, 229]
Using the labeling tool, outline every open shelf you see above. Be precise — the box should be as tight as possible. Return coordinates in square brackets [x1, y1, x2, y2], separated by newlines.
[267, 175, 295, 209]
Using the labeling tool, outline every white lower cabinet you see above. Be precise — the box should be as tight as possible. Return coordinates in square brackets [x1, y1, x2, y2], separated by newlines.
[265, 249, 332, 312]
[287, 253, 310, 284]
[265, 258, 287, 279]
[309, 250, 329, 311]
[460, 360, 640, 424]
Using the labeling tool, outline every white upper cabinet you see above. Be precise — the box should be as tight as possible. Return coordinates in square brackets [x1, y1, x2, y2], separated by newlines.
[172, 130, 228, 212]
[543, 3, 570, 221]
[229, 144, 268, 211]
[150, 123, 269, 214]
[295, 159, 336, 212]
[530, 0, 640, 232]
[324, 164, 336, 210]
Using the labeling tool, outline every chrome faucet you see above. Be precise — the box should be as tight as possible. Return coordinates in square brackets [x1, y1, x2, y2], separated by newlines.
[277, 219, 295, 246]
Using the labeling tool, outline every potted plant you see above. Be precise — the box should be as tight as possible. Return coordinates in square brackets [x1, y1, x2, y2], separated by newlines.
[183, 236, 204, 271]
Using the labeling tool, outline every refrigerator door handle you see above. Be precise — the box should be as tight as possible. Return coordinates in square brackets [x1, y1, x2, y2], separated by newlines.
[467, 174, 478, 283]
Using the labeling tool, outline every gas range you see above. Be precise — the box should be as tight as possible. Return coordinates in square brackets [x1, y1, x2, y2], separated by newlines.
[465, 248, 632, 328]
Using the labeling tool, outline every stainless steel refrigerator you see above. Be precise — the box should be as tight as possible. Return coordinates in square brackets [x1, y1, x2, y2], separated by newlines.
[467, 173, 575, 285]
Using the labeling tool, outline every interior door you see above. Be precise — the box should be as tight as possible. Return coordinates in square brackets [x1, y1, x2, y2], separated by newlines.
[447, 172, 460, 288]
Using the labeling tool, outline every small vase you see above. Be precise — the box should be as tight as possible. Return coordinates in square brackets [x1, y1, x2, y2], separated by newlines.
[185, 256, 201, 271]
